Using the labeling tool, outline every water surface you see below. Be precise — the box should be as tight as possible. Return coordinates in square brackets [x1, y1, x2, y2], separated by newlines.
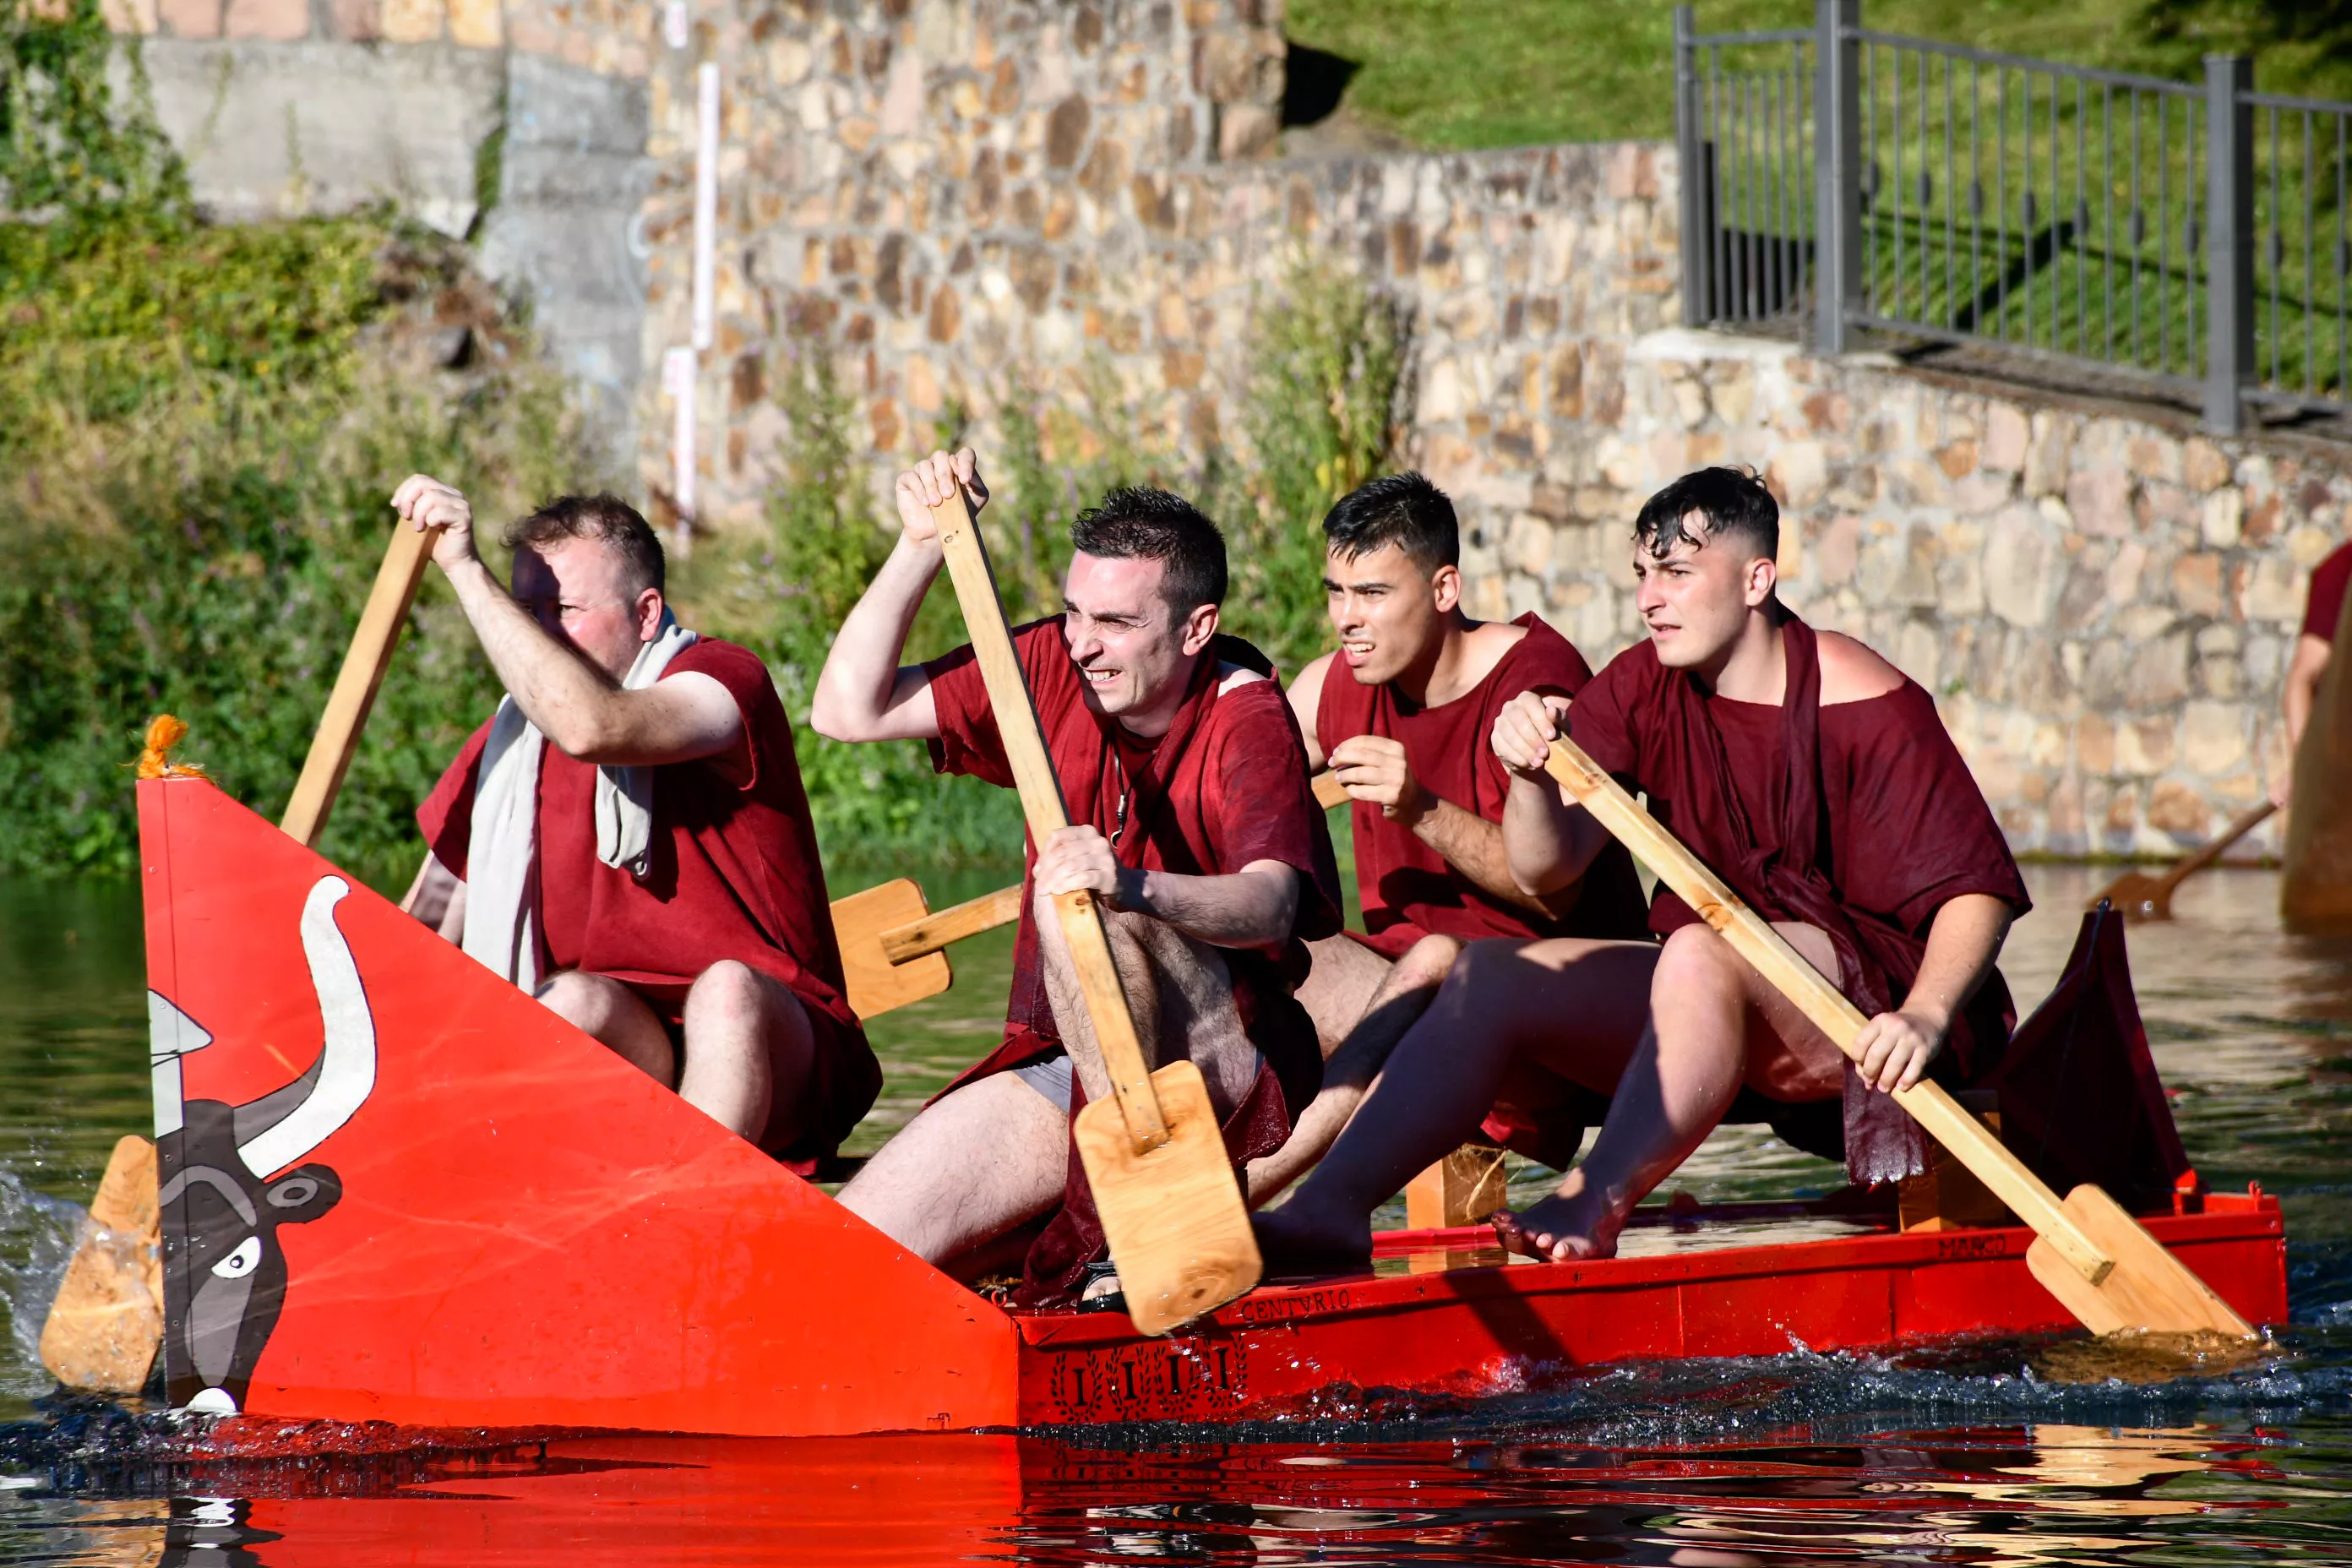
[6, 862, 2352, 1565]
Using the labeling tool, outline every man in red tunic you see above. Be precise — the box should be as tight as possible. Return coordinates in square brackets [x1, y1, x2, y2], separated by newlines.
[1258, 466, 2030, 1267]
[812, 449, 1340, 1302]
[395, 477, 878, 1175]
[1258, 474, 1649, 1193]
[2278, 539, 2352, 805]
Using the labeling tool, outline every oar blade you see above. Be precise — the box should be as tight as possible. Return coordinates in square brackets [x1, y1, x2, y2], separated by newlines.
[1074, 1060, 1262, 1335]
[2091, 871, 2170, 920]
[39, 1135, 164, 1393]
[2025, 1184, 2257, 1339]
[831, 878, 952, 1021]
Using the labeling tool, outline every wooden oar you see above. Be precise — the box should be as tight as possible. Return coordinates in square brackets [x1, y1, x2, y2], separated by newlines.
[2092, 802, 2276, 921]
[1313, 770, 1348, 810]
[1540, 738, 2256, 1340]
[280, 521, 436, 847]
[929, 488, 1260, 1333]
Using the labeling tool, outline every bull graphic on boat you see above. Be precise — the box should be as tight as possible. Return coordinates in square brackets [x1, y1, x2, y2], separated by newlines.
[148, 875, 376, 1415]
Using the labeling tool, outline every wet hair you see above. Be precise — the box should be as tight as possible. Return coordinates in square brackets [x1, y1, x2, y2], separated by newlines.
[504, 493, 667, 598]
[1070, 487, 1228, 610]
[1321, 471, 1458, 573]
[1632, 466, 1780, 561]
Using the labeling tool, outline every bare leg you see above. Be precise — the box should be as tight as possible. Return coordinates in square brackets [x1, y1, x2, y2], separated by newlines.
[1254, 936, 1659, 1270]
[836, 1073, 1070, 1265]
[1245, 932, 1463, 1204]
[678, 960, 815, 1145]
[1293, 933, 1393, 1058]
[536, 971, 676, 1086]
[1494, 921, 1847, 1262]
[1032, 888, 1263, 1118]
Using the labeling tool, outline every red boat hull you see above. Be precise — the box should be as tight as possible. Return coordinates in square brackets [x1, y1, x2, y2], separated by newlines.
[136, 778, 2289, 1436]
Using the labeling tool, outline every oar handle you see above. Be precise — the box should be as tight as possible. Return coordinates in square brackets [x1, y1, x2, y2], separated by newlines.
[2150, 800, 2277, 899]
[930, 491, 1170, 1152]
[280, 523, 436, 848]
[1538, 738, 2116, 1287]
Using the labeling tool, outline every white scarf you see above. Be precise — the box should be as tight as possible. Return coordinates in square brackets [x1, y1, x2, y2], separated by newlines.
[462, 612, 700, 989]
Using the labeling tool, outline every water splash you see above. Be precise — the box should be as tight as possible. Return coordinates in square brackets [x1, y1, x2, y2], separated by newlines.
[0, 1171, 82, 1401]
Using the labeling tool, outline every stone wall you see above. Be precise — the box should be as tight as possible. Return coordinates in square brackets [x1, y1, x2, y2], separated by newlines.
[95, 0, 2352, 858]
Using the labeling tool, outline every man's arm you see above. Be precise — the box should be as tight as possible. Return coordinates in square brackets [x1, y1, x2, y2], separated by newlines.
[1034, 826, 1299, 948]
[1326, 733, 1571, 915]
[2278, 632, 2331, 805]
[391, 476, 741, 769]
[809, 449, 990, 743]
[1851, 892, 2013, 1092]
[1286, 653, 1334, 773]
[1491, 691, 1614, 896]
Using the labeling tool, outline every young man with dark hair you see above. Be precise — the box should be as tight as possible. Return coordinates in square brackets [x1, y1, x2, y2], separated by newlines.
[394, 476, 879, 1175]
[1259, 466, 2031, 1268]
[812, 449, 1342, 1302]
[1257, 473, 1649, 1195]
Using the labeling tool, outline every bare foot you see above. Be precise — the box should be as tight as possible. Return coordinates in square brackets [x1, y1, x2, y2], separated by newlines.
[1252, 1202, 1374, 1279]
[1490, 1189, 1621, 1262]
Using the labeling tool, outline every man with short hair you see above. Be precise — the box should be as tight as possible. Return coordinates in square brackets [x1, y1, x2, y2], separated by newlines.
[1258, 474, 1649, 1195]
[395, 476, 879, 1174]
[813, 449, 1341, 1302]
[1258, 466, 2031, 1268]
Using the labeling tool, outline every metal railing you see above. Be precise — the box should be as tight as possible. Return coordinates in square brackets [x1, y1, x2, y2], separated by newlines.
[1674, 0, 2352, 431]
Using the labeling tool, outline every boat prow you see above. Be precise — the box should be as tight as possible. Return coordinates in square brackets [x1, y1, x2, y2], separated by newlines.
[137, 776, 2289, 1436]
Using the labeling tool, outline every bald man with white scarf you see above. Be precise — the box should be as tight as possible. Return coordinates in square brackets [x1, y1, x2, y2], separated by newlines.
[396, 476, 879, 1172]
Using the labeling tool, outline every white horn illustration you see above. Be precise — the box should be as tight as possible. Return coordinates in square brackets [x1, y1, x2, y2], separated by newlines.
[235, 877, 377, 1178]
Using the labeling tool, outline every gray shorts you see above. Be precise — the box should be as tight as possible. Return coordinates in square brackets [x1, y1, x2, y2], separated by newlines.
[1011, 1051, 1075, 1113]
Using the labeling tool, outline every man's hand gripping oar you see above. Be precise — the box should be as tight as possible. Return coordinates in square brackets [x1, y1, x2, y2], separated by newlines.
[928, 487, 1261, 1335]
[1535, 733, 2257, 1342]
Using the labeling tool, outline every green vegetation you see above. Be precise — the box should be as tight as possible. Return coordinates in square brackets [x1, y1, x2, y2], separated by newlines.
[1287, 0, 2352, 151]
[0, 0, 595, 879]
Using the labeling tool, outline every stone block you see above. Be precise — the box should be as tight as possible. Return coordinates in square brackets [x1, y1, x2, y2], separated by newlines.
[2200, 488, 2243, 546]
[446, 0, 496, 46]
[2065, 466, 2131, 537]
[2147, 779, 2210, 836]
[2118, 717, 2175, 774]
[1983, 402, 2029, 471]
[2182, 700, 2245, 775]
[2183, 437, 2231, 493]
[2245, 554, 2302, 623]
[2172, 553, 2224, 618]
[104, 0, 159, 31]
[157, 0, 218, 34]
[1984, 506, 2055, 628]
[2125, 631, 2191, 710]
[2023, 411, 2073, 497]
[378, 0, 440, 41]
[325, 0, 376, 40]
[1936, 438, 1979, 478]
[2077, 713, 2115, 773]
[1767, 439, 1827, 508]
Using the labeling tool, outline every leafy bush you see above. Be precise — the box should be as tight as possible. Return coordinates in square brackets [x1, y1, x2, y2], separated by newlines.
[0, 0, 594, 880]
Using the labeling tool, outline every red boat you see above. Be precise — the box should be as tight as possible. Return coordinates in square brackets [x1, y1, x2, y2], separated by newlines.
[137, 774, 2288, 1437]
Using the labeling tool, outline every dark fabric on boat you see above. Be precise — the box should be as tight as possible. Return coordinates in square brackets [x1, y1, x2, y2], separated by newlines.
[1565, 616, 2032, 1184]
[1983, 903, 2192, 1212]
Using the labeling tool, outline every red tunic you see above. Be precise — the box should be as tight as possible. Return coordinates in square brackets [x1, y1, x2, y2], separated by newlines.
[924, 619, 1343, 1301]
[1565, 618, 2032, 1184]
[1315, 612, 1651, 956]
[2305, 541, 2352, 643]
[416, 637, 879, 1173]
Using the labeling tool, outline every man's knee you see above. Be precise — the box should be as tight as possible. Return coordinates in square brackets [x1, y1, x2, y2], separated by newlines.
[535, 970, 633, 1027]
[1393, 933, 1466, 990]
[686, 959, 769, 1021]
[1653, 924, 1746, 1004]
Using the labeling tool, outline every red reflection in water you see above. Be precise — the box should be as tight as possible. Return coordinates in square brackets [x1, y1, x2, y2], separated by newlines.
[90, 1421, 2279, 1568]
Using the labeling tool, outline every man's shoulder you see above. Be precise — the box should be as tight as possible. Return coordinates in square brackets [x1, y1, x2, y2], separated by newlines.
[1492, 612, 1593, 694]
[1814, 629, 1907, 705]
[667, 636, 781, 701]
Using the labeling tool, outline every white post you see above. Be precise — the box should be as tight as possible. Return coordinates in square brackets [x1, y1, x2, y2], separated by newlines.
[693, 61, 720, 354]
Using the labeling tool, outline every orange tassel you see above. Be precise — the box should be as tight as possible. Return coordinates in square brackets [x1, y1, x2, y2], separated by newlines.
[134, 715, 208, 780]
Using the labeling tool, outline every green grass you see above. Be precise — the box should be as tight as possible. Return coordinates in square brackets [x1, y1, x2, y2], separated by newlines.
[1285, 0, 2352, 151]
